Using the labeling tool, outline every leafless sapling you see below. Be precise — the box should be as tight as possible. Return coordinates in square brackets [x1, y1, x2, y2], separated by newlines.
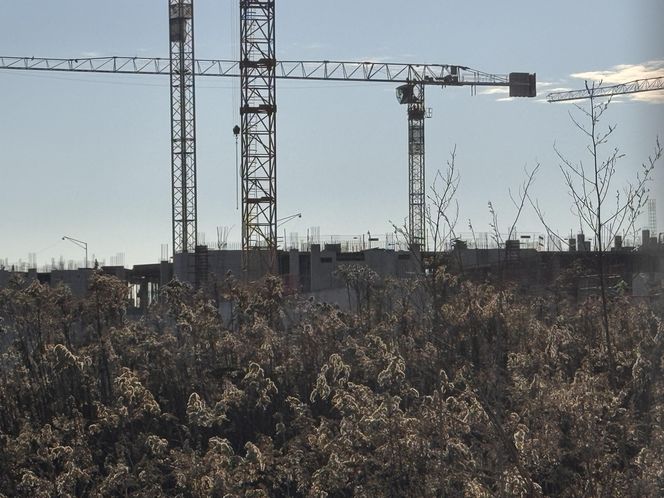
[552, 80, 661, 385]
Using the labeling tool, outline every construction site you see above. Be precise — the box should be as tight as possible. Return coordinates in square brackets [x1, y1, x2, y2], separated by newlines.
[1, 1, 663, 303]
[3, 3, 664, 496]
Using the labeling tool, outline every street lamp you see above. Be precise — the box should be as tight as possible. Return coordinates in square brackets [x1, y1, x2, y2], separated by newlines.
[277, 213, 302, 250]
[277, 213, 302, 227]
[62, 236, 88, 268]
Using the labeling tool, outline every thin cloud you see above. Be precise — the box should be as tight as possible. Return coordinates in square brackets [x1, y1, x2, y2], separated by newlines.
[537, 81, 561, 88]
[479, 87, 509, 96]
[630, 90, 664, 104]
[570, 60, 664, 103]
[546, 87, 573, 93]
[571, 60, 664, 84]
[479, 87, 521, 102]
[357, 55, 397, 63]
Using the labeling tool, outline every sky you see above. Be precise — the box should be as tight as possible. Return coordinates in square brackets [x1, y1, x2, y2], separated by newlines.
[1, 0, 663, 268]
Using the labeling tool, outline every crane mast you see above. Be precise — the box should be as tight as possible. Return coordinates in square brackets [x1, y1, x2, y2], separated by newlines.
[396, 83, 427, 250]
[397, 71, 535, 249]
[409, 85, 426, 251]
[169, 0, 197, 258]
[240, 0, 277, 273]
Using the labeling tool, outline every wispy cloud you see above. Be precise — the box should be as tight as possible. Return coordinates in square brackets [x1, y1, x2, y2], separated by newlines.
[479, 87, 509, 96]
[535, 83, 581, 105]
[570, 60, 664, 103]
[480, 82, 564, 101]
[537, 81, 562, 89]
[630, 91, 664, 104]
[479, 87, 522, 102]
[357, 56, 392, 63]
[546, 87, 573, 93]
[571, 60, 664, 84]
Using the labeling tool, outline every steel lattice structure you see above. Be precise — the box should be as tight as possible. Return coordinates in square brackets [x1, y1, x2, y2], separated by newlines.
[547, 76, 664, 102]
[169, 0, 197, 255]
[396, 84, 427, 250]
[409, 86, 426, 250]
[239, 1, 277, 266]
[0, 56, 514, 85]
[1, 55, 534, 254]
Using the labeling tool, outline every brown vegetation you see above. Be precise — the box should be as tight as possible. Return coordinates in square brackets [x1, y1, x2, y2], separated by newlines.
[0, 269, 662, 497]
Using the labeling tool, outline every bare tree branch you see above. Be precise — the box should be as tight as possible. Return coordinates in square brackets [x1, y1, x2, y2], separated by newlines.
[550, 80, 660, 387]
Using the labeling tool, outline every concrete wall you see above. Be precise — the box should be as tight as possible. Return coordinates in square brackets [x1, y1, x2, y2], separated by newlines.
[310, 244, 339, 292]
[456, 248, 540, 270]
[50, 268, 94, 297]
[207, 250, 243, 280]
[364, 248, 419, 278]
[307, 287, 356, 311]
[633, 272, 664, 298]
[5, 246, 660, 308]
[309, 245, 419, 292]
[170, 246, 419, 295]
[0, 269, 38, 288]
[174, 250, 262, 284]
[0, 270, 12, 288]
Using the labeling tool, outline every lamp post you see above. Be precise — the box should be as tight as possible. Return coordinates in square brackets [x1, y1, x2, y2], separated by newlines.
[62, 236, 88, 268]
[277, 213, 302, 227]
[277, 213, 302, 250]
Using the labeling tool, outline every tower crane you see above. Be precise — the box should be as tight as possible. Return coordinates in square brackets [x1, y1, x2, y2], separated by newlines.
[1, 0, 537, 277]
[169, 0, 197, 257]
[0, 0, 536, 276]
[0, 55, 536, 254]
[547, 76, 664, 102]
[396, 71, 535, 250]
[240, 0, 276, 272]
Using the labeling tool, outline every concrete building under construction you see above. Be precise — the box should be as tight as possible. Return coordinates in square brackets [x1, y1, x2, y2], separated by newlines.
[2, 232, 663, 313]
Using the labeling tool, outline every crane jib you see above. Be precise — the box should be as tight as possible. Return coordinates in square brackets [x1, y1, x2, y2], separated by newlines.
[0, 56, 533, 90]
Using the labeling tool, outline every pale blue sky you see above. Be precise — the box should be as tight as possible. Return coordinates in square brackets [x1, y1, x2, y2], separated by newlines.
[1, 0, 663, 266]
